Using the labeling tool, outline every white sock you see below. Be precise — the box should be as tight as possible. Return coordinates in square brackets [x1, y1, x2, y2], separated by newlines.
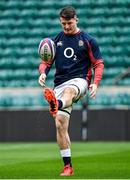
[60, 148, 71, 157]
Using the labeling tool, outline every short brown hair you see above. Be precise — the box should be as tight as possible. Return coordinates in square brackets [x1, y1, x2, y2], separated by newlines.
[59, 6, 76, 20]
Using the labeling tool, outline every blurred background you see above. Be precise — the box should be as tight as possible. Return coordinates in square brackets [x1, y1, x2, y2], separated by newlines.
[0, 0, 130, 142]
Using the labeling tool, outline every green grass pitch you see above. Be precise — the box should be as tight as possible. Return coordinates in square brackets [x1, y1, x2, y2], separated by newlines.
[0, 142, 130, 179]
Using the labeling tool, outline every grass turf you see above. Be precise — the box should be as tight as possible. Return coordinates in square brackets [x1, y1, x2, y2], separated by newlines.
[0, 142, 130, 179]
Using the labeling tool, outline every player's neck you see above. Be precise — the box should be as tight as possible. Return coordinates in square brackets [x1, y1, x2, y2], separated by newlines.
[71, 27, 80, 34]
[75, 27, 80, 34]
[64, 27, 80, 35]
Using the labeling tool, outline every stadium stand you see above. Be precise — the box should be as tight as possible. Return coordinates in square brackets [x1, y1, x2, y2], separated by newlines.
[0, 0, 130, 108]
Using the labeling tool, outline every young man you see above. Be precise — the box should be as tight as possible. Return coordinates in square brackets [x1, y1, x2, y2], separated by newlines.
[38, 6, 104, 176]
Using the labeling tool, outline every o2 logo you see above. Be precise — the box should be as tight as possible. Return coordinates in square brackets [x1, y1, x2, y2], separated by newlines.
[64, 47, 77, 61]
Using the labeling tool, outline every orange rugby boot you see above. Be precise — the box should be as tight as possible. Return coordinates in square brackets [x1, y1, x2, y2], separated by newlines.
[43, 88, 58, 117]
[60, 164, 74, 176]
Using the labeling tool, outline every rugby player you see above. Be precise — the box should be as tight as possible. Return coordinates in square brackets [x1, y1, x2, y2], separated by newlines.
[39, 6, 104, 176]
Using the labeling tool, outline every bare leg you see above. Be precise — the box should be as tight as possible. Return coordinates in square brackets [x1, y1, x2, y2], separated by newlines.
[60, 87, 77, 108]
[55, 114, 70, 149]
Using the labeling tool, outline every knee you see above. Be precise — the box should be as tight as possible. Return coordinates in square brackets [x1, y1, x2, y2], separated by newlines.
[63, 87, 76, 96]
[62, 87, 77, 105]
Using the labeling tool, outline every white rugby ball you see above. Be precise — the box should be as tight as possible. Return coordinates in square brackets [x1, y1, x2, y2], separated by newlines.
[38, 38, 56, 62]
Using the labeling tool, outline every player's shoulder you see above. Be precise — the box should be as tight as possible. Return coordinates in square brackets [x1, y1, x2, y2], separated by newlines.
[80, 31, 97, 42]
[52, 31, 64, 42]
[81, 31, 99, 47]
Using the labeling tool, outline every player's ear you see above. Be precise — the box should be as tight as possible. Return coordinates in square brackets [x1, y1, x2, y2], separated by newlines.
[74, 15, 78, 23]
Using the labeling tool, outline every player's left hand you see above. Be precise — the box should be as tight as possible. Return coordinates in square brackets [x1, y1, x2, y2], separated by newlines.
[89, 84, 98, 99]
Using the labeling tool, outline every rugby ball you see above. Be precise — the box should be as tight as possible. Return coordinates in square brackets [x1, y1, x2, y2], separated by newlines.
[38, 38, 56, 62]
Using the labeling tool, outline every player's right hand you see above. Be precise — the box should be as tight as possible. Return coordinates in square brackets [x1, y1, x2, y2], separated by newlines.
[38, 73, 46, 87]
